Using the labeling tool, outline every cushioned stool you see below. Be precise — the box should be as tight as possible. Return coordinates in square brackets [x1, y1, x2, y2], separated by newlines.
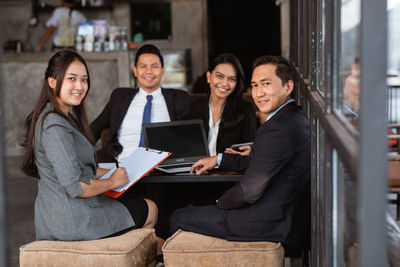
[163, 230, 284, 267]
[20, 228, 157, 267]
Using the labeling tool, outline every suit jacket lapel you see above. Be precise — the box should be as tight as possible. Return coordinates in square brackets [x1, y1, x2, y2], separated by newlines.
[203, 98, 210, 135]
[264, 101, 296, 126]
[162, 88, 175, 120]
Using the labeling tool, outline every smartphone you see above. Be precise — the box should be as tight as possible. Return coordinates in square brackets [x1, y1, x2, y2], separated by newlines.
[230, 142, 253, 151]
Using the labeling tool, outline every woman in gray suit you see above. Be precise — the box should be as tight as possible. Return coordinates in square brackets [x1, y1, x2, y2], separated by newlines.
[21, 50, 162, 251]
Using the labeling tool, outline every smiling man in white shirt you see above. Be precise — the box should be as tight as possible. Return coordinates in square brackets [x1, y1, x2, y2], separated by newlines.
[91, 44, 191, 162]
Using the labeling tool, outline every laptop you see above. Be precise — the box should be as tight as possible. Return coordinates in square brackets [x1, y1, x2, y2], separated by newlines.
[142, 119, 210, 173]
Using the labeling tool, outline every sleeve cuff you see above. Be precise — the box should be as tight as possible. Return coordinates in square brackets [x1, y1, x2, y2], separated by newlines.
[217, 153, 223, 166]
[80, 176, 91, 184]
[64, 181, 84, 198]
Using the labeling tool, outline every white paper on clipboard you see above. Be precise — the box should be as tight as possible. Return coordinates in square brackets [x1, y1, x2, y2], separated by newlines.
[100, 147, 170, 192]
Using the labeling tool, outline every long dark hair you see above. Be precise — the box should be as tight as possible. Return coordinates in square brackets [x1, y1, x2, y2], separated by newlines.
[208, 53, 246, 129]
[22, 49, 94, 177]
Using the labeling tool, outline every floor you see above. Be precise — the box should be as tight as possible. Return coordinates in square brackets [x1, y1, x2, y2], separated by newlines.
[4, 155, 289, 267]
[5, 156, 36, 267]
[4, 155, 398, 267]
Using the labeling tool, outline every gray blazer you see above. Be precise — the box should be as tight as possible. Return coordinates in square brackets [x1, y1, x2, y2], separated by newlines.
[34, 105, 133, 241]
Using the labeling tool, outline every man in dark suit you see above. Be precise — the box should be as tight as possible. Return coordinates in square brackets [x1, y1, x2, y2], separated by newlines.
[91, 44, 190, 162]
[170, 55, 310, 250]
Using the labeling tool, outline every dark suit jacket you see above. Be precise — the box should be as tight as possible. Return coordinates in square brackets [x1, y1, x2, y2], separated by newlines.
[90, 87, 191, 162]
[189, 96, 257, 153]
[216, 101, 310, 247]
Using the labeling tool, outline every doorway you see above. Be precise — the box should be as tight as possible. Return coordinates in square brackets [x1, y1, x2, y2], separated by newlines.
[207, 0, 281, 84]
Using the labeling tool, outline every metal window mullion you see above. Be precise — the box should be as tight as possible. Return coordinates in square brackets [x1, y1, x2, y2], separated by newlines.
[298, 0, 302, 67]
[358, 0, 388, 266]
[324, 0, 338, 114]
[289, 0, 296, 64]
[324, 142, 333, 267]
[332, 0, 341, 111]
[310, 112, 319, 267]
[0, 48, 9, 267]
[332, 149, 338, 267]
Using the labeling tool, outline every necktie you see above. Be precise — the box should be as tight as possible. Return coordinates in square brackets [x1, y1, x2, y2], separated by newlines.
[139, 95, 153, 147]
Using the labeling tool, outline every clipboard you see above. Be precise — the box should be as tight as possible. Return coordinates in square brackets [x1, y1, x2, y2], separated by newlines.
[100, 147, 171, 198]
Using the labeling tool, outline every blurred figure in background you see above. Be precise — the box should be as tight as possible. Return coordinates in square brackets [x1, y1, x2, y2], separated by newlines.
[36, 0, 86, 52]
[343, 57, 360, 113]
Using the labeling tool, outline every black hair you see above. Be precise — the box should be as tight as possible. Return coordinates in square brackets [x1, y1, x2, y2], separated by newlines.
[22, 49, 94, 177]
[62, 0, 76, 8]
[134, 44, 164, 67]
[208, 53, 246, 129]
[252, 55, 298, 98]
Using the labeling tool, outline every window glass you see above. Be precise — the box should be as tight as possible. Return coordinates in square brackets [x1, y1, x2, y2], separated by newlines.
[388, 0, 400, 74]
[339, 0, 361, 125]
[388, 0, 400, 125]
[335, 151, 358, 266]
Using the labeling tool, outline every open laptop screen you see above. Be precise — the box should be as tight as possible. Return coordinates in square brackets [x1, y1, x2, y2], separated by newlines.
[143, 120, 209, 159]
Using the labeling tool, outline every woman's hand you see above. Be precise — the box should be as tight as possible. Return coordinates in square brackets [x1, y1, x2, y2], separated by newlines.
[225, 145, 251, 156]
[96, 167, 110, 178]
[78, 167, 129, 198]
[109, 167, 129, 189]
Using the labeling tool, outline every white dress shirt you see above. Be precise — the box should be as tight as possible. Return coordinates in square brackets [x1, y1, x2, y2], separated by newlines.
[118, 88, 170, 160]
[208, 103, 221, 156]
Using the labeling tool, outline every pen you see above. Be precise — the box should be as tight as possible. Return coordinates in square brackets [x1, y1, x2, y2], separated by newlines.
[115, 157, 119, 168]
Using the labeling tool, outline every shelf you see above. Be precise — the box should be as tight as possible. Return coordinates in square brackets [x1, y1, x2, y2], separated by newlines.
[32, 3, 113, 13]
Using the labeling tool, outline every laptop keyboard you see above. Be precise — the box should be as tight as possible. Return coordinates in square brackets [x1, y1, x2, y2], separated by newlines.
[161, 163, 193, 170]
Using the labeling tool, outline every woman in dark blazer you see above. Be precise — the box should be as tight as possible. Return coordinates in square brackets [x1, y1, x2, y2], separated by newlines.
[190, 53, 257, 155]
[184, 53, 257, 205]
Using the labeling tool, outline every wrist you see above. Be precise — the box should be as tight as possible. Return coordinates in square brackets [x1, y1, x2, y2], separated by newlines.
[109, 176, 119, 190]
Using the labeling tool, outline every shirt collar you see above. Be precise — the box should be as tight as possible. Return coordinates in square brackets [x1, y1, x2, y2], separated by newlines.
[138, 87, 162, 97]
[266, 98, 295, 121]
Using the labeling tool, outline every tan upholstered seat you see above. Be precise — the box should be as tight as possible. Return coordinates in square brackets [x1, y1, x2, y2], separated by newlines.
[163, 230, 284, 267]
[20, 228, 157, 267]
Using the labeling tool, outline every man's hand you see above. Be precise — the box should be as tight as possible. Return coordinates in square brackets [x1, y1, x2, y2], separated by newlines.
[225, 145, 251, 156]
[190, 155, 218, 175]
